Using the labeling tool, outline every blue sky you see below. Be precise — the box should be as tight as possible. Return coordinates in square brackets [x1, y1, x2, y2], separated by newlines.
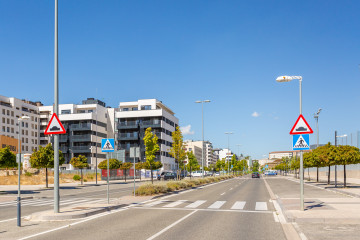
[1, 0, 360, 159]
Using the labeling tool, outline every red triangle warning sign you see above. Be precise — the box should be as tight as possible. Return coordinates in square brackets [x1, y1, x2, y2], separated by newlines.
[44, 113, 66, 135]
[290, 114, 313, 135]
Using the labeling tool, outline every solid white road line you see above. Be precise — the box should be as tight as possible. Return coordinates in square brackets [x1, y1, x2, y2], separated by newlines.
[230, 201, 246, 210]
[220, 192, 226, 196]
[208, 201, 226, 209]
[255, 202, 268, 211]
[163, 200, 186, 208]
[185, 200, 206, 208]
[146, 210, 198, 240]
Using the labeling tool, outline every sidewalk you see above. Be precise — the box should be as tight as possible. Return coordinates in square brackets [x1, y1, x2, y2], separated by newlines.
[270, 175, 360, 224]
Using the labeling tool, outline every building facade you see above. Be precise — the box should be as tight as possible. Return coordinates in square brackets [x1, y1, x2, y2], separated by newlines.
[38, 98, 110, 168]
[116, 99, 178, 171]
[0, 95, 42, 154]
[184, 140, 216, 167]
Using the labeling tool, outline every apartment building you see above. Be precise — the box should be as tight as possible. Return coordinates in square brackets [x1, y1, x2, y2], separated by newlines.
[219, 148, 234, 163]
[116, 99, 178, 171]
[184, 141, 202, 166]
[184, 140, 216, 167]
[0, 95, 42, 154]
[39, 98, 110, 168]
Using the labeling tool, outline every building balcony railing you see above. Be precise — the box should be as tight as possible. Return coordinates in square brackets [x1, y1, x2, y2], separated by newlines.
[60, 146, 68, 153]
[141, 120, 161, 129]
[70, 123, 91, 131]
[118, 121, 138, 129]
[71, 134, 92, 142]
[0, 101, 12, 108]
[59, 136, 68, 142]
[70, 146, 91, 153]
[118, 132, 138, 140]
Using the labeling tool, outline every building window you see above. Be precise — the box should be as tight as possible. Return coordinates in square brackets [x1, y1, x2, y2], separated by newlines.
[123, 108, 129, 111]
[132, 107, 138, 111]
[11, 111, 14, 116]
[2, 109, 5, 114]
[11, 119, 14, 125]
[61, 110, 71, 114]
[7, 110, 9, 115]
[141, 105, 151, 110]
[7, 118, 9, 124]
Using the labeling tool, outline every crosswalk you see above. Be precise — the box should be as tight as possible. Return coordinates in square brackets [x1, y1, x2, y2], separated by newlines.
[140, 200, 270, 211]
[0, 198, 106, 207]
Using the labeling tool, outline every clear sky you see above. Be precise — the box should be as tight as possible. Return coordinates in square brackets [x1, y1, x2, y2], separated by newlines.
[1, 0, 359, 159]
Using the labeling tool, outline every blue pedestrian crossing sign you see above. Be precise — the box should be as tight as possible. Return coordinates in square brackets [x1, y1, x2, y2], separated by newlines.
[101, 138, 115, 152]
[293, 134, 310, 150]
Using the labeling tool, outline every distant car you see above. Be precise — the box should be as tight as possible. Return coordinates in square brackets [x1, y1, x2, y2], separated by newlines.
[157, 171, 171, 180]
[162, 172, 185, 180]
[252, 172, 260, 178]
[190, 171, 203, 177]
[265, 170, 277, 176]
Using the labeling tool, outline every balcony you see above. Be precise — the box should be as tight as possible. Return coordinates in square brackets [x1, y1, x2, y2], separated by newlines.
[60, 146, 68, 153]
[117, 121, 138, 129]
[141, 120, 161, 129]
[71, 146, 91, 153]
[71, 134, 91, 142]
[118, 132, 138, 141]
[70, 123, 91, 131]
[59, 135, 68, 142]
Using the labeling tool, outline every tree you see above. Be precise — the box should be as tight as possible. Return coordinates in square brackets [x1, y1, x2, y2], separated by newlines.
[334, 145, 360, 187]
[239, 159, 248, 174]
[169, 126, 187, 180]
[252, 161, 260, 172]
[120, 162, 133, 182]
[186, 151, 199, 179]
[231, 154, 237, 174]
[216, 159, 226, 175]
[30, 144, 65, 188]
[143, 127, 160, 184]
[98, 158, 121, 169]
[315, 143, 337, 185]
[70, 155, 89, 185]
[0, 147, 17, 168]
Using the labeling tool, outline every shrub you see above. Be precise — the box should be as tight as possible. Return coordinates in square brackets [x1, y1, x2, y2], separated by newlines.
[167, 181, 181, 191]
[25, 172, 33, 177]
[73, 175, 81, 181]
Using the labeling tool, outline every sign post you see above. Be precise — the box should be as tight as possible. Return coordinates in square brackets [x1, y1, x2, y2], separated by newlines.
[44, 112, 66, 213]
[102, 139, 114, 204]
[130, 147, 140, 197]
[290, 114, 313, 211]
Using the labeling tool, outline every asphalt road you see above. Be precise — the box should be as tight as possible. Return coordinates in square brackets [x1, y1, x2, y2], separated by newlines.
[25, 177, 287, 240]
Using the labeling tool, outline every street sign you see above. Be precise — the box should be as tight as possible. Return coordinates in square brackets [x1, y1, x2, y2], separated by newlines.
[290, 114, 313, 135]
[101, 139, 115, 152]
[130, 147, 140, 158]
[44, 113, 66, 135]
[293, 134, 310, 150]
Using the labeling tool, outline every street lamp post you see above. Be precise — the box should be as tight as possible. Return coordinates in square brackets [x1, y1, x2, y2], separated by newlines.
[17, 115, 30, 227]
[236, 144, 241, 175]
[225, 132, 233, 175]
[314, 108, 322, 182]
[195, 100, 210, 178]
[276, 75, 305, 211]
[335, 134, 347, 187]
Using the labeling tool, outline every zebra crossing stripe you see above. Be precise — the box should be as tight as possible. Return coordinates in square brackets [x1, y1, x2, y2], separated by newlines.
[231, 201, 246, 210]
[255, 202, 268, 211]
[144, 200, 168, 207]
[163, 200, 187, 208]
[208, 201, 226, 209]
[185, 200, 206, 208]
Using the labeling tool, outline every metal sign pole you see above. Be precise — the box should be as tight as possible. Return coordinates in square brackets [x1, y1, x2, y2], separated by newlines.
[54, 0, 60, 213]
[107, 152, 109, 204]
[133, 148, 136, 197]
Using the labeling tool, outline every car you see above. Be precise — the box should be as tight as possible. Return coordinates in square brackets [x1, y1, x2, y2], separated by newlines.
[252, 172, 260, 178]
[265, 170, 277, 176]
[157, 171, 171, 180]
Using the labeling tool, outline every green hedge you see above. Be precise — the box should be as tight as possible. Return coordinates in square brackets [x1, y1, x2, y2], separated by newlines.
[135, 175, 235, 196]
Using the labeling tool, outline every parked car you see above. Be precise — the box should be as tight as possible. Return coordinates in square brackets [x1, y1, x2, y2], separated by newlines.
[264, 170, 277, 176]
[157, 171, 171, 180]
[252, 172, 260, 178]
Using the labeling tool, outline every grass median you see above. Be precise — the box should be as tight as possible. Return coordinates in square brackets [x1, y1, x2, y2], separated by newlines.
[135, 175, 235, 196]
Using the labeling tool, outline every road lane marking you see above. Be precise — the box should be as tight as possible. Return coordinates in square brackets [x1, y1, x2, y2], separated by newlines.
[163, 200, 187, 208]
[220, 192, 226, 196]
[144, 200, 168, 207]
[208, 201, 226, 209]
[185, 200, 206, 208]
[134, 206, 272, 213]
[255, 202, 268, 211]
[273, 212, 279, 222]
[146, 210, 198, 240]
[231, 201, 246, 210]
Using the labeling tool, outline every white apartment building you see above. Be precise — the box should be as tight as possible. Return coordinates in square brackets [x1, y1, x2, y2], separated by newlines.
[184, 141, 202, 166]
[0, 95, 42, 153]
[184, 140, 216, 167]
[39, 98, 110, 168]
[219, 148, 234, 163]
[116, 99, 179, 172]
